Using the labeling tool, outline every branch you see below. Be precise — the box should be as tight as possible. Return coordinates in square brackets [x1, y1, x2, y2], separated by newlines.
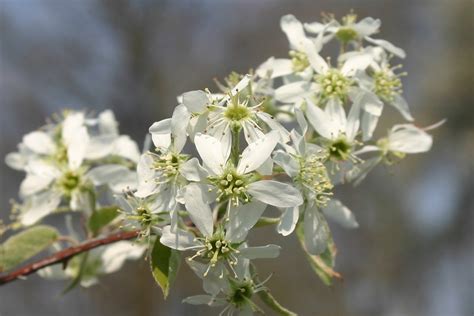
[0, 229, 139, 286]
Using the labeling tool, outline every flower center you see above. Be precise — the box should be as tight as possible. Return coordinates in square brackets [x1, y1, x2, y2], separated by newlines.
[289, 50, 309, 72]
[335, 27, 358, 43]
[153, 152, 187, 183]
[315, 69, 352, 100]
[57, 171, 81, 195]
[328, 137, 352, 161]
[189, 229, 240, 274]
[224, 104, 251, 123]
[298, 154, 333, 206]
[228, 279, 254, 307]
[373, 70, 402, 101]
[209, 169, 252, 206]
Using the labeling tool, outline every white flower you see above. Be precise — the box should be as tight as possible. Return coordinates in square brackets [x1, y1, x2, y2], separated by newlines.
[304, 13, 406, 58]
[6, 111, 139, 226]
[348, 123, 435, 184]
[193, 131, 302, 208]
[160, 190, 280, 276]
[274, 42, 373, 105]
[184, 257, 268, 315]
[305, 97, 361, 162]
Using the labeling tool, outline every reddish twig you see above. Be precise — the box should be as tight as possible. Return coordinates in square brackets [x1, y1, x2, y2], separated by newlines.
[0, 230, 140, 286]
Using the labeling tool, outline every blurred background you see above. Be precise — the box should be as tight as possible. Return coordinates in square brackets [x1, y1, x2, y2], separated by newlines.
[0, 0, 472, 315]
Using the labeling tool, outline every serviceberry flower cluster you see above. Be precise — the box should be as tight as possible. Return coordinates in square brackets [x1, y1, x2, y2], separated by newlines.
[1, 12, 441, 315]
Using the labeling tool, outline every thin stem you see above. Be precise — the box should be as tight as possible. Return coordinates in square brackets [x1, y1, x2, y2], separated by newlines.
[231, 126, 241, 165]
[0, 230, 140, 286]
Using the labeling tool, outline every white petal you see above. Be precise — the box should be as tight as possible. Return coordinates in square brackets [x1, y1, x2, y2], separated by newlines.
[183, 183, 214, 237]
[353, 17, 381, 37]
[256, 57, 294, 78]
[207, 121, 231, 161]
[101, 241, 145, 274]
[272, 150, 299, 178]
[86, 164, 131, 186]
[391, 94, 414, 121]
[256, 112, 290, 143]
[280, 14, 307, 51]
[361, 112, 379, 141]
[274, 81, 315, 103]
[323, 199, 359, 228]
[20, 191, 62, 226]
[346, 100, 361, 141]
[341, 53, 373, 76]
[187, 260, 228, 295]
[20, 174, 54, 197]
[134, 154, 157, 198]
[248, 180, 303, 208]
[242, 122, 264, 144]
[305, 98, 332, 139]
[85, 135, 116, 160]
[112, 135, 141, 163]
[388, 124, 432, 153]
[180, 157, 208, 182]
[5, 152, 27, 170]
[194, 133, 227, 175]
[183, 295, 217, 306]
[304, 21, 326, 34]
[346, 156, 382, 186]
[62, 112, 85, 145]
[303, 40, 329, 74]
[304, 205, 330, 255]
[226, 201, 267, 243]
[237, 131, 279, 174]
[359, 90, 384, 117]
[325, 97, 347, 135]
[67, 126, 89, 170]
[149, 118, 172, 149]
[23, 131, 56, 155]
[364, 37, 406, 58]
[295, 106, 308, 135]
[239, 244, 281, 259]
[256, 157, 273, 176]
[160, 226, 198, 251]
[182, 90, 209, 113]
[171, 104, 191, 152]
[231, 74, 251, 96]
[98, 110, 119, 135]
[277, 206, 300, 236]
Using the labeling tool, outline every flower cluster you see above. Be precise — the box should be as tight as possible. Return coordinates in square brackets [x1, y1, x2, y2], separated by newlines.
[2, 12, 441, 315]
[6, 110, 140, 226]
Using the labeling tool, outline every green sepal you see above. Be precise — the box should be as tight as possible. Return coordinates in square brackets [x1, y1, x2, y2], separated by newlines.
[0, 225, 59, 272]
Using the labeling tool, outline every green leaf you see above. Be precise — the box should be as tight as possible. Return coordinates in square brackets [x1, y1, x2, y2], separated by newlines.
[150, 237, 181, 298]
[296, 222, 341, 286]
[0, 225, 59, 272]
[88, 206, 119, 236]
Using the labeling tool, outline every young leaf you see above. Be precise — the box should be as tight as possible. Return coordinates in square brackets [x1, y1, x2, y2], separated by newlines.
[296, 222, 341, 286]
[0, 225, 59, 272]
[88, 206, 119, 236]
[150, 237, 181, 298]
